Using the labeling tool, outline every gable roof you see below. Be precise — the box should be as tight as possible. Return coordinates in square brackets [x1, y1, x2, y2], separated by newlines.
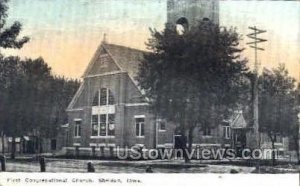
[82, 42, 145, 80]
[67, 42, 147, 111]
[227, 111, 247, 129]
[102, 43, 145, 80]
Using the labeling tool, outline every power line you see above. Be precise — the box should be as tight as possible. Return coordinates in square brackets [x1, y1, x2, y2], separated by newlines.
[246, 26, 267, 150]
[246, 26, 267, 73]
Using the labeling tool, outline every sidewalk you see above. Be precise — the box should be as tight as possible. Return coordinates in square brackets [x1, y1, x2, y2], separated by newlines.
[4, 159, 256, 173]
[2, 154, 299, 173]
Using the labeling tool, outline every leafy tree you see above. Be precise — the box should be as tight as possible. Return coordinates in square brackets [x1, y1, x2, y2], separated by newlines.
[290, 83, 300, 164]
[0, 0, 29, 157]
[137, 19, 248, 161]
[0, 55, 21, 155]
[0, 0, 79, 157]
[0, 57, 50, 157]
[0, 56, 80, 157]
[0, 56, 26, 158]
[0, 0, 29, 50]
[43, 76, 80, 139]
[258, 64, 297, 165]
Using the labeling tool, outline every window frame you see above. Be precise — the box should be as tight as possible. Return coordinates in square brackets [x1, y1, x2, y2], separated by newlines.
[91, 114, 115, 137]
[274, 134, 283, 143]
[100, 88, 108, 106]
[99, 114, 107, 136]
[202, 124, 212, 137]
[92, 90, 99, 106]
[223, 126, 231, 139]
[92, 88, 115, 106]
[91, 115, 99, 136]
[74, 119, 82, 138]
[157, 119, 166, 132]
[175, 17, 189, 35]
[107, 114, 115, 136]
[135, 116, 145, 138]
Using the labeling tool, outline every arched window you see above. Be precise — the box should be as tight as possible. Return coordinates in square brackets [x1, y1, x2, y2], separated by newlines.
[202, 17, 210, 22]
[91, 88, 115, 137]
[92, 88, 115, 106]
[176, 17, 189, 35]
[100, 88, 108, 105]
[201, 18, 212, 31]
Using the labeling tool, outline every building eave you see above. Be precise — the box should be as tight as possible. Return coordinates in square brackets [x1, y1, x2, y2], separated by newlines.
[84, 70, 126, 79]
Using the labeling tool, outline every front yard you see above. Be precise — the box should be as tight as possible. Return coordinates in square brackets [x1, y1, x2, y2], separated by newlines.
[2, 158, 299, 173]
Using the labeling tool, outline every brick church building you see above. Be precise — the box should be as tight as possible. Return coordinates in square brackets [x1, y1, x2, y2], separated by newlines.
[63, 0, 289, 157]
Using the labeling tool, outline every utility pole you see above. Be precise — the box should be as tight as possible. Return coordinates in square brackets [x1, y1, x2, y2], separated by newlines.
[246, 26, 267, 150]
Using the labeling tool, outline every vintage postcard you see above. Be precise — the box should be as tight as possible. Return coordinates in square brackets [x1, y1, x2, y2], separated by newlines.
[0, 0, 299, 185]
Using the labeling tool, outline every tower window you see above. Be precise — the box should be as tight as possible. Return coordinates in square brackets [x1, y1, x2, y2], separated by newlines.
[176, 17, 189, 35]
[202, 17, 210, 22]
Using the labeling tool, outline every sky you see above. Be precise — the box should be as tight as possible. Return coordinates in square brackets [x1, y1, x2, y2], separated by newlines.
[4, 0, 300, 80]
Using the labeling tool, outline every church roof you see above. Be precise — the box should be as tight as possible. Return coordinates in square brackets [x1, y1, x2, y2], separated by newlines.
[67, 42, 147, 111]
[82, 42, 146, 82]
[103, 43, 145, 78]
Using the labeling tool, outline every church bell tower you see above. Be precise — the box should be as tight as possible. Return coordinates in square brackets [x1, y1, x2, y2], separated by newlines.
[167, 0, 219, 29]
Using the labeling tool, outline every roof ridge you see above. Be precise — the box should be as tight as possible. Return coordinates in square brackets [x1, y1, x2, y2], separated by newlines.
[103, 43, 148, 53]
